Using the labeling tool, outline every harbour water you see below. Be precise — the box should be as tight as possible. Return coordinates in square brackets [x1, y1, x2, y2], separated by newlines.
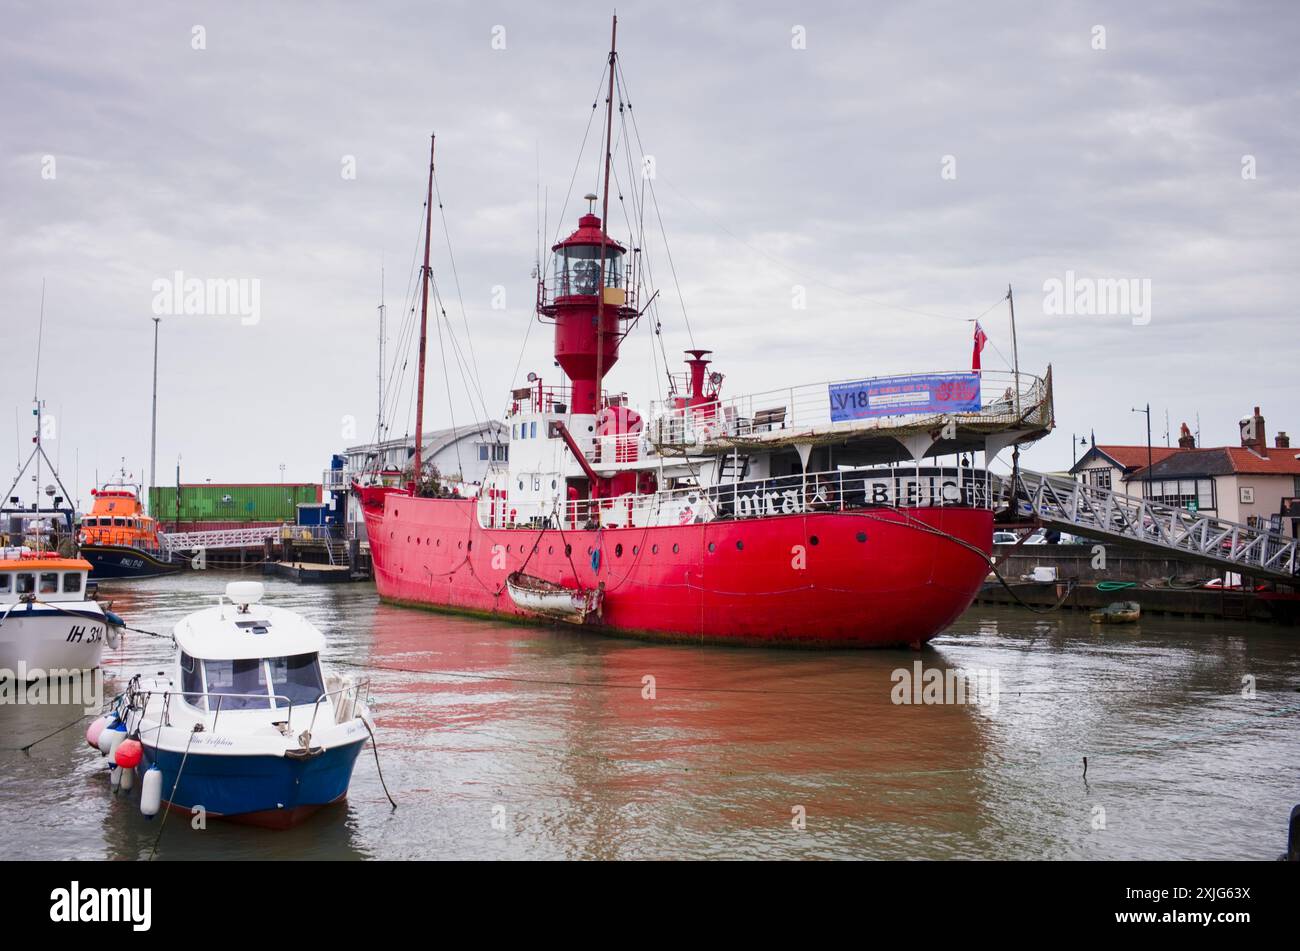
[3, 572, 1296, 860]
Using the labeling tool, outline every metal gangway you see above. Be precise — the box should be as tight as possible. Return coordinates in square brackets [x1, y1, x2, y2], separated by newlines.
[997, 469, 1298, 583]
[160, 525, 281, 552]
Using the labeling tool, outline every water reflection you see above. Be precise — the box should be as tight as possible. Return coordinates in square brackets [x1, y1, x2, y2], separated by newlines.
[1, 571, 1295, 860]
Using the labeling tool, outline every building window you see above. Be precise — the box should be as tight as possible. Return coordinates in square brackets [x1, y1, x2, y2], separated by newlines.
[1144, 478, 1214, 511]
[479, 445, 489, 461]
[493, 445, 508, 461]
[1085, 468, 1112, 490]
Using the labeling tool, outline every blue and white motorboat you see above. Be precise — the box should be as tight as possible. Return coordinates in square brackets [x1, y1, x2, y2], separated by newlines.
[100, 581, 373, 828]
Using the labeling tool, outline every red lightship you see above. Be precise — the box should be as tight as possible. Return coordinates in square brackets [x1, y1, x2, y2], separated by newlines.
[356, 18, 1053, 648]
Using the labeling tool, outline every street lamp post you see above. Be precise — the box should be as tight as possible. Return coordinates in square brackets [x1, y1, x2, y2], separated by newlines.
[1131, 404, 1153, 498]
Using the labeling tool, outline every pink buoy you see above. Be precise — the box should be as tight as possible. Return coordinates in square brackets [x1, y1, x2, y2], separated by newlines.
[86, 715, 110, 750]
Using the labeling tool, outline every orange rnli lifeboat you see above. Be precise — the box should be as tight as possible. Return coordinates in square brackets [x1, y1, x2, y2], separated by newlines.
[78, 484, 182, 580]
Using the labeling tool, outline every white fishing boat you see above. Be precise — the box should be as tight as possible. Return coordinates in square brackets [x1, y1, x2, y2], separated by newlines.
[506, 571, 603, 624]
[93, 581, 374, 828]
[0, 551, 123, 678]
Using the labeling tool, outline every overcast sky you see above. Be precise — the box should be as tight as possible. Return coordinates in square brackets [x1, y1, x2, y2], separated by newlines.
[3, 0, 1297, 504]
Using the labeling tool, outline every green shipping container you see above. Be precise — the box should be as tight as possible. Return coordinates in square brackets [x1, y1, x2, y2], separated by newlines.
[149, 484, 321, 523]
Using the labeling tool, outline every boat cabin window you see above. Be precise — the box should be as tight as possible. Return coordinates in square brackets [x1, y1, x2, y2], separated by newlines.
[202, 658, 268, 710]
[0, 573, 10, 594]
[15, 573, 34, 595]
[180, 651, 204, 705]
[113, 518, 125, 527]
[62, 572, 82, 593]
[267, 653, 326, 707]
[39, 572, 58, 594]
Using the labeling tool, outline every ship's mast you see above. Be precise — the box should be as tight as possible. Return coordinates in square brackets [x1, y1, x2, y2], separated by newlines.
[377, 265, 386, 446]
[413, 134, 435, 489]
[593, 15, 618, 408]
[34, 283, 44, 550]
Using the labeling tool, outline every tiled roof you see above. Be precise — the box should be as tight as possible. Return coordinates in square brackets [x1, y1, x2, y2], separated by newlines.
[1130, 446, 1300, 479]
[1072, 445, 1185, 473]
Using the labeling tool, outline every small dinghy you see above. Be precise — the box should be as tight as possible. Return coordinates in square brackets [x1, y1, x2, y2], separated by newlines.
[91, 581, 374, 828]
[506, 572, 602, 624]
[1090, 600, 1141, 624]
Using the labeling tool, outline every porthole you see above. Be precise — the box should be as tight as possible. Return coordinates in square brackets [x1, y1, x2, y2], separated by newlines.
[551, 480, 558, 490]
[436, 539, 441, 546]
[707, 542, 716, 553]
[856, 532, 867, 543]
[458, 541, 463, 549]
[615, 544, 624, 557]
[672, 543, 680, 554]
[467, 541, 473, 551]
[736, 540, 744, 550]
[565, 544, 572, 557]
[652, 544, 659, 554]
[632, 545, 639, 555]
[406, 536, 411, 543]
[547, 545, 554, 555]
[809, 535, 820, 546]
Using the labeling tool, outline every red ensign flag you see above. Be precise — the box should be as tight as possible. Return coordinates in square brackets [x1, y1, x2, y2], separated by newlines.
[972, 321, 988, 371]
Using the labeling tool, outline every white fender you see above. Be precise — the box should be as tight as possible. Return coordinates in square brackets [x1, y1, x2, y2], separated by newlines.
[120, 766, 134, 792]
[140, 766, 162, 817]
[97, 722, 123, 756]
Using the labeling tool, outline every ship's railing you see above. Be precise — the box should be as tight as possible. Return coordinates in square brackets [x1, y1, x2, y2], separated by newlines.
[591, 429, 646, 465]
[280, 524, 343, 542]
[321, 468, 351, 491]
[478, 466, 995, 530]
[146, 680, 371, 733]
[647, 369, 1046, 448]
[537, 271, 635, 309]
[78, 528, 169, 555]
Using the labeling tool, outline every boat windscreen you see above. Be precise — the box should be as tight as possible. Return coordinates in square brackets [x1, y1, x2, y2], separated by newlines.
[202, 658, 269, 710]
[267, 653, 325, 707]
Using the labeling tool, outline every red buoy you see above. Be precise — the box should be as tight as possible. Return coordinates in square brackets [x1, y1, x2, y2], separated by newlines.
[114, 738, 143, 770]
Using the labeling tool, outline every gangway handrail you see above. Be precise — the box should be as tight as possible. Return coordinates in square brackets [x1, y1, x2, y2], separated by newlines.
[998, 468, 1298, 580]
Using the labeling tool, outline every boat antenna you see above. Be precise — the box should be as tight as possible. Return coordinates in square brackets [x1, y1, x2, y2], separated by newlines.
[593, 14, 618, 413]
[412, 133, 435, 492]
[149, 315, 160, 515]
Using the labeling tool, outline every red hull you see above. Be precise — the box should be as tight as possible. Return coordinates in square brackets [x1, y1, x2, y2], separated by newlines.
[362, 494, 991, 648]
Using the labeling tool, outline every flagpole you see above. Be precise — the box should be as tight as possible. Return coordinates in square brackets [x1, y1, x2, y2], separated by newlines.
[1007, 283, 1021, 417]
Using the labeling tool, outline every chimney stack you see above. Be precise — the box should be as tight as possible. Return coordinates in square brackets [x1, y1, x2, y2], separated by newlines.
[1277, 431, 1291, 450]
[1240, 406, 1268, 456]
[1177, 422, 1196, 449]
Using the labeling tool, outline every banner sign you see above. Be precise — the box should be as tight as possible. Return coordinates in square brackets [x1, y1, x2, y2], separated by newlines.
[828, 372, 982, 421]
